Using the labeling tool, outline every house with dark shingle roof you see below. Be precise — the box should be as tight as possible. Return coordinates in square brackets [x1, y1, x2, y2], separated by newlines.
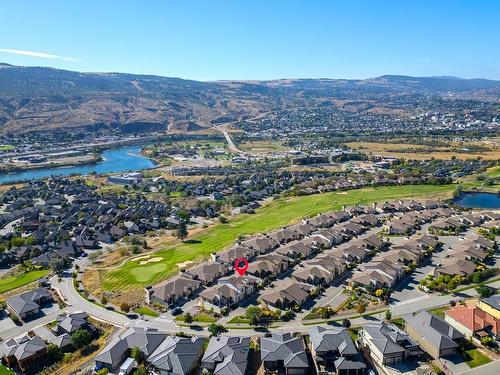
[185, 261, 229, 285]
[54, 311, 91, 335]
[404, 311, 465, 358]
[201, 336, 250, 375]
[94, 327, 167, 372]
[260, 281, 313, 311]
[6, 288, 53, 320]
[358, 321, 421, 366]
[147, 336, 205, 375]
[146, 275, 202, 307]
[309, 326, 366, 375]
[0, 334, 47, 373]
[261, 332, 309, 375]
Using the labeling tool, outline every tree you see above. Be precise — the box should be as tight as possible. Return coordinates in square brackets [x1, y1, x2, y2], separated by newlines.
[375, 289, 383, 297]
[176, 222, 188, 242]
[342, 318, 351, 328]
[120, 302, 131, 313]
[208, 323, 227, 337]
[49, 257, 71, 273]
[476, 285, 495, 298]
[71, 329, 93, 349]
[47, 343, 63, 362]
[218, 215, 228, 224]
[385, 310, 392, 321]
[100, 295, 108, 305]
[130, 346, 145, 364]
[96, 369, 109, 375]
[356, 303, 366, 314]
[245, 306, 263, 326]
[184, 312, 193, 325]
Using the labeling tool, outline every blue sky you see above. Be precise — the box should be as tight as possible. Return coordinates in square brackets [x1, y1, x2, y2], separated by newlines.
[0, 0, 499, 80]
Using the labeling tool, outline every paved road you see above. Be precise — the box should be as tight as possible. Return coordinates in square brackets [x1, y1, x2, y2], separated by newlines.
[216, 126, 244, 154]
[456, 360, 500, 375]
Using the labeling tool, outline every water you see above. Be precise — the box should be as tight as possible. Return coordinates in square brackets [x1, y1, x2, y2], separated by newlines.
[454, 192, 500, 209]
[0, 146, 155, 184]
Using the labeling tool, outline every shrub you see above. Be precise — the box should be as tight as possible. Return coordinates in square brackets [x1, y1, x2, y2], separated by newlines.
[184, 312, 193, 324]
[120, 302, 131, 313]
[71, 329, 93, 349]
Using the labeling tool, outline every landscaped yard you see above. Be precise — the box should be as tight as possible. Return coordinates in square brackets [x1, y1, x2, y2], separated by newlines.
[99, 184, 454, 291]
[134, 306, 160, 317]
[462, 347, 492, 368]
[175, 313, 217, 323]
[0, 269, 50, 294]
[428, 306, 449, 318]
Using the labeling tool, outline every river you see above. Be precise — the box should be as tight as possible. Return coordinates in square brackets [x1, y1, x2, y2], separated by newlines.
[0, 146, 155, 184]
[454, 192, 500, 209]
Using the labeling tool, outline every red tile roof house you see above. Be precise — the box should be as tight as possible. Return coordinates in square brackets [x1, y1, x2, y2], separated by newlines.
[444, 304, 500, 340]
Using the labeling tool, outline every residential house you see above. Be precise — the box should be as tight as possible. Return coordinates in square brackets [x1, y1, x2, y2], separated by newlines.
[146, 276, 202, 306]
[260, 281, 313, 310]
[434, 258, 476, 278]
[293, 264, 335, 286]
[404, 311, 464, 358]
[0, 334, 47, 374]
[358, 321, 421, 366]
[240, 236, 278, 254]
[444, 294, 500, 340]
[147, 336, 205, 375]
[185, 261, 229, 285]
[261, 332, 309, 375]
[54, 312, 91, 335]
[94, 327, 167, 373]
[309, 326, 366, 375]
[217, 245, 260, 264]
[200, 336, 250, 375]
[276, 240, 314, 260]
[6, 288, 53, 320]
[198, 275, 260, 313]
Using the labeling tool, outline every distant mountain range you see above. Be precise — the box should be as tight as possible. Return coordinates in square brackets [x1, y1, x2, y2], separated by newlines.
[0, 63, 499, 134]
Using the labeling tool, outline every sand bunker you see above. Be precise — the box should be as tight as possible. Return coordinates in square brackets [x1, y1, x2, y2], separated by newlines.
[177, 260, 194, 268]
[337, 192, 348, 195]
[139, 257, 163, 265]
[134, 255, 151, 262]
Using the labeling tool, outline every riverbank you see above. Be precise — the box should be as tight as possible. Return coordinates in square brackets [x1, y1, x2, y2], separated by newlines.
[0, 145, 156, 185]
[0, 153, 103, 174]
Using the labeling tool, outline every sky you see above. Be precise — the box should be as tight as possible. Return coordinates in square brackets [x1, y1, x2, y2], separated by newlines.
[0, 0, 499, 81]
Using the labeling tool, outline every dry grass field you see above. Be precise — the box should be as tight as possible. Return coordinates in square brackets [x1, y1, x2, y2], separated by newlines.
[346, 140, 500, 160]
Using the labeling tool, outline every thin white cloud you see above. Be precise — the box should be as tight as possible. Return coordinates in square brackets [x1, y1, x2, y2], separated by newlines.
[0, 48, 79, 62]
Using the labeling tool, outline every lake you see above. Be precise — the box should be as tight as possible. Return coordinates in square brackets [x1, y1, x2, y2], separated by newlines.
[0, 146, 155, 184]
[454, 192, 500, 209]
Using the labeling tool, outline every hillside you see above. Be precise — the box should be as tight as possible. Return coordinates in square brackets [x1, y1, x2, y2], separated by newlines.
[0, 64, 499, 134]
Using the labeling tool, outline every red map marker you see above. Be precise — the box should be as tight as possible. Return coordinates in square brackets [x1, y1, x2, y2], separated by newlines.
[234, 258, 249, 276]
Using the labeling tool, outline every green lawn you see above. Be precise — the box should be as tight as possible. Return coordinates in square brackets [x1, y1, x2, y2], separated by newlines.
[0, 365, 15, 375]
[486, 166, 500, 178]
[462, 348, 492, 368]
[102, 184, 454, 291]
[228, 315, 251, 324]
[0, 269, 50, 294]
[134, 306, 160, 317]
[428, 306, 449, 318]
[175, 313, 217, 323]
